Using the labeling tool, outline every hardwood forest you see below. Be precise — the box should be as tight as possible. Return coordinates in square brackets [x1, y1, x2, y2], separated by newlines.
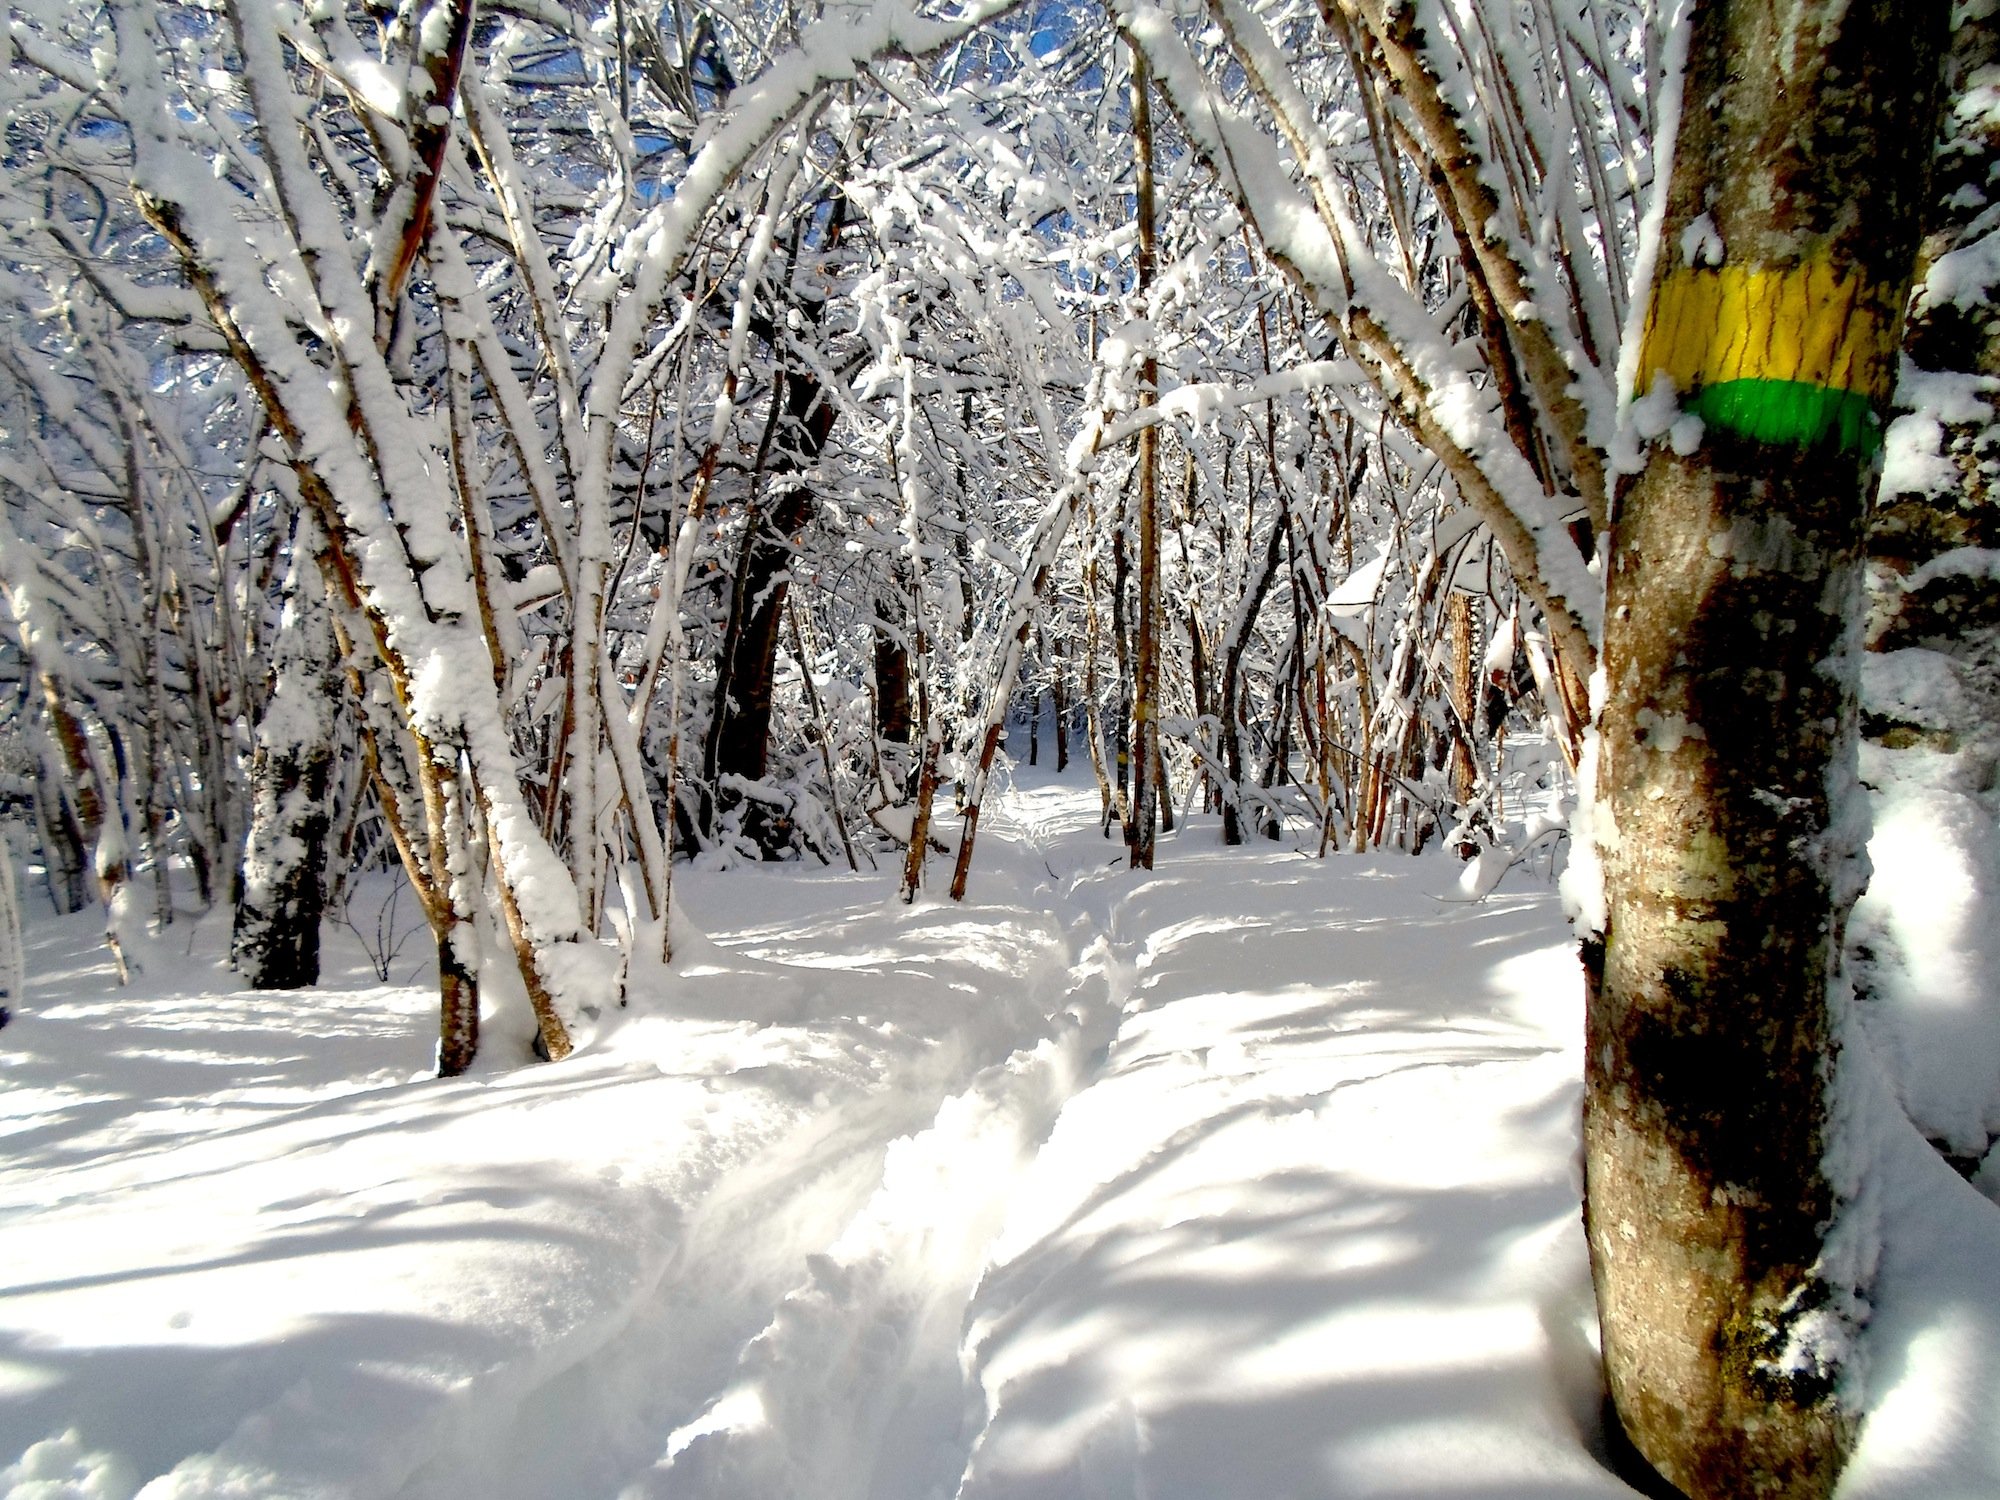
[4, 3, 1999, 1497]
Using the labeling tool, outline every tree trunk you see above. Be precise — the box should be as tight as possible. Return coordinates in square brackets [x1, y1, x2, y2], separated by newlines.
[232, 541, 340, 989]
[1583, 5, 1945, 1496]
[898, 729, 942, 904]
[436, 925, 479, 1078]
[1109, 498, 1134, 836]
[703, 365, 835, 855]
[1870, 10, 2000, 666]
[875, 596, 915, 747]
[1448, 591, 1478, 857]
[39, 676, 131, 980]
[1079, 521, 1116, 828]
[1127, 46, 1161, 870]
[1051, 633, 1070, 772]
[31, 739, 90, 917]
[1220, 505, 1286, 845]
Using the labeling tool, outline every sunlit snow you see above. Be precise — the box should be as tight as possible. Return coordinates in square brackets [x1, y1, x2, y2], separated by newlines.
[2, 770, 1997, 1500]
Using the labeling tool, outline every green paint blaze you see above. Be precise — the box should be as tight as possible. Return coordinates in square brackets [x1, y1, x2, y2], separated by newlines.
[1689, 379, 1881, 454]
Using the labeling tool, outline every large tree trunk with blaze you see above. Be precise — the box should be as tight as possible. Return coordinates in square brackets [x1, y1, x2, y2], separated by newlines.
[1583, 4, 1946, 1496]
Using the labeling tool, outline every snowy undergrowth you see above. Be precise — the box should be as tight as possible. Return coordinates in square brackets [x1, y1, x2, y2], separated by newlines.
[1833, 717, 2000, 1499]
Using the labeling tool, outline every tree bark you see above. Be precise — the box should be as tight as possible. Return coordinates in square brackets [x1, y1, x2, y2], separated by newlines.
[38, 676, 131, 980]
[1448, 591, 1478, 857]
[1220, 503, 1286, 845]
[436, 924, 479, 1078]
[232, 539, 340, 990]
[1051, 634, 1070, 773]
[1870, 10, 2000, 666]
[1128, 46, 1161, 870]
[874, 593, 915, 749]
[702, 365, 835, 854]
[1584, 5, 1946, 1496]
[30, 738, 90, 917]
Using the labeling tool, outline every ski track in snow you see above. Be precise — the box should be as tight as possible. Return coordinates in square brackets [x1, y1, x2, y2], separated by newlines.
[4, 772, 1998, 1500]
[947, 786, 1630, 1500]
[418, 782, 1122, 1500]
[0, 778, 1113, 1500]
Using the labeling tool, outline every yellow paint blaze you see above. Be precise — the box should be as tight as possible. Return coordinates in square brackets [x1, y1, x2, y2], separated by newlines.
[1636, 262, 1894, 401]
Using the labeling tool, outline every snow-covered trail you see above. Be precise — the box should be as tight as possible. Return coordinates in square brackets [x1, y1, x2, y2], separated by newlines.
[947, 784, 1631, 1500]
[0, 778, 1632, 1500]
[1, 779, 1118, 1500]
[413, 784, 1130, 1500]
[421, 775, 1628, 1500]
[8, 773, 1998, 1500]
[611, 784, 1125, 1500]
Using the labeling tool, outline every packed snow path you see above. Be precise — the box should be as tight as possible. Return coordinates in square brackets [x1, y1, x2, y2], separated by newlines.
[4, 776, 1998, 1499]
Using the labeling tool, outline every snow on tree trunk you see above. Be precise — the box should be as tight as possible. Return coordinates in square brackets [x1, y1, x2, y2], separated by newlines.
[232, 537, 340, 991]
[1871, 9, 2000, 666]
[30, 735, 90, 918]
[704, 480, 817, 853]
[1583, 3, 1946, 1496]
[1127, 45, 1161, 872]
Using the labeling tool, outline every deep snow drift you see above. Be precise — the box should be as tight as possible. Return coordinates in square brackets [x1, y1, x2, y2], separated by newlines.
[2, 771, 1997, 1500]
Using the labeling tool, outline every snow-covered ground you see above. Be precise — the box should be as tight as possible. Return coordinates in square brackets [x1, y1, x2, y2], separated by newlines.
[2, 770, 1997, 1500]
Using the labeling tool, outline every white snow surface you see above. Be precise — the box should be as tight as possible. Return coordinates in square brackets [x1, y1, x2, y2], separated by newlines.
[3, 771, 1998, 1499]
[1852, 738, 2000, 1164]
